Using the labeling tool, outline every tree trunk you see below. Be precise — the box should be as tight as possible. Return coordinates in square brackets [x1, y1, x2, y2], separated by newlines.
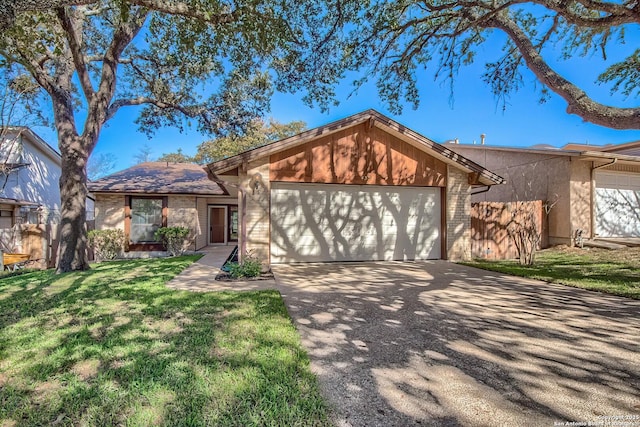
[56, 135, 91, 273]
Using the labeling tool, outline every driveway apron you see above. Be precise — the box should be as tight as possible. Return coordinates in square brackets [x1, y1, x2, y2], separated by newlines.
[272, 261, 640, 427]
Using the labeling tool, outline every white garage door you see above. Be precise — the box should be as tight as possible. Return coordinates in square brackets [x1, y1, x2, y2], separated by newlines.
[595, 171, 640, 237]
[270, 183, 441, 263]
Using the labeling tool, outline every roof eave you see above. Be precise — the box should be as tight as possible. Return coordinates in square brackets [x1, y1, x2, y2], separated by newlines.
[579, 151, 640, 165]
[89, 190, 229, 197]
[368, 114, 504, 185]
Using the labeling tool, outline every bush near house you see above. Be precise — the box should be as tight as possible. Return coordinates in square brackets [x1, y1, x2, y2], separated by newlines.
[154, 226, 191, 257]
[87, 229, 126, 261]
[228, 252, 263, 278]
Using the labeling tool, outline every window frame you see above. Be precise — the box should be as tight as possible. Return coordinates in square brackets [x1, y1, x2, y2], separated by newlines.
[124, 195, 168, 251]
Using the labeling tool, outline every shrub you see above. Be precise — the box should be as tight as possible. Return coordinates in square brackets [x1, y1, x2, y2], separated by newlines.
[88, 229, 125, 261]
[228, 253, 263, 278]
[154, 226, 191, 256]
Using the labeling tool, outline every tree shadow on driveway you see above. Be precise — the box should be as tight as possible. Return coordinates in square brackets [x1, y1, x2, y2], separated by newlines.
[272, 261, 640, 427]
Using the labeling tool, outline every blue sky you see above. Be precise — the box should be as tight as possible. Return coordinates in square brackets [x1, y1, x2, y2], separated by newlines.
[33, 33, 640, 172]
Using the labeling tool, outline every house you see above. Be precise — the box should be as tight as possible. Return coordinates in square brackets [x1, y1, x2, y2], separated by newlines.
[89, 111, 504, 263]
[205, 110, 504, 264]
[0, 127, 97, 266]
[445, 142, 640, 244]
[89, 162, 238, 256]
[0, 127, 63, 229]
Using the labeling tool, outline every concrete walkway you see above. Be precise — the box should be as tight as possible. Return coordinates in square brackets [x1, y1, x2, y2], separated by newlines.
[165, 246, 235, 292]
[165, 245, 277, 292]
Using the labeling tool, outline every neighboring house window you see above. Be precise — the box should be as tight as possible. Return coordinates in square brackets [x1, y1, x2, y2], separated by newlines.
[26, 208, 39, 224]
[0, 209, 13, 229]
[125, 196, 168, 250]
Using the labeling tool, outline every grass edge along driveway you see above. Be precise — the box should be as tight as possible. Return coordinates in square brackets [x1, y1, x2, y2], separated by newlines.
[462, 247, 640, 300]
[0, 256, 329, 426]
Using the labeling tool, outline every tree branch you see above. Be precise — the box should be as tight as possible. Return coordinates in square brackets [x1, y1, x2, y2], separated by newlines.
[13, 50, 57, 96]
[106, 96, 202, 122]
[424, 0, 639, 28]
[483, 12, 640, 129]
[83, 8, 148, 147]
[57, 6, 94, 100]
[2, 0, 239, 29]
[128, 0, 238, 25]
[1, 0, 97, 28]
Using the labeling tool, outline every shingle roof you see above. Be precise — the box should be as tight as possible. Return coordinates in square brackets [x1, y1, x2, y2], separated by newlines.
[88, 162, 226, 195]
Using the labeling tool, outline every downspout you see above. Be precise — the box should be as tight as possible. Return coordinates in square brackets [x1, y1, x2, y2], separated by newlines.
[471, 185, 492, 195]
[590, 158, 617, 239]
[206, 167, 247, 259]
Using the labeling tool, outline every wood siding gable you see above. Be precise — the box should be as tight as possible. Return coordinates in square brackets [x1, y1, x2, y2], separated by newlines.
[270, 123, 447, 187]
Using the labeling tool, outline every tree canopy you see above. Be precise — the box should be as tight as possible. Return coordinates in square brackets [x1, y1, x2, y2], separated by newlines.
[157, 118, 306, 164]
[193, 118, 306, 164]
[0, 0, 339, 272]
[331, 0, 640, 129]
[157, 147, 192, 163]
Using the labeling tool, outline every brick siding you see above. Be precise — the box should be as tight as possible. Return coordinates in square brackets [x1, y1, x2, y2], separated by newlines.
[446, 167, 471, 260]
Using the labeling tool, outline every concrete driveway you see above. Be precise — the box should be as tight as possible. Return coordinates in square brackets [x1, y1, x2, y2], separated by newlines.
[272, 261, 640, 427]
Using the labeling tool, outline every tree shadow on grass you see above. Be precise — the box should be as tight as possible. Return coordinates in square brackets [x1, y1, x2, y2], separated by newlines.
[0, 256, 328, 426]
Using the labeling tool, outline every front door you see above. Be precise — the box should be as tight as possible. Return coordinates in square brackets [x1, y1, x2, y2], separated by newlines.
[209, 206, 227, 244]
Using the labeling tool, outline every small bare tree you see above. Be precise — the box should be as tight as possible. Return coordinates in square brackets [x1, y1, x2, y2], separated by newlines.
[503, 161, 559, 265]
[507, 202, 542, 265]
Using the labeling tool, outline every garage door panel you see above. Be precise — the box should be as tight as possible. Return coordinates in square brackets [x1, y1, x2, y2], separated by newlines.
[595, 172, 640, 237]
[270, 183, 441, 263]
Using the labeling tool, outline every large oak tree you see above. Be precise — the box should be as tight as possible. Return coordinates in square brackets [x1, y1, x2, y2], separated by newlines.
[0, 0, 338, 272]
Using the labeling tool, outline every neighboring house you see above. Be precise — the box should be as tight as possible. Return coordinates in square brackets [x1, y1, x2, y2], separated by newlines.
[445, 142, 640, 244]
[564, 139, 640, 157]
[89, 162, 238, 255]
[206, 110, 504, 264]
[0, 127, 62, 229]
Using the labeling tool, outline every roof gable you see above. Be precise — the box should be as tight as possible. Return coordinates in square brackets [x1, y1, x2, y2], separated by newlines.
[88, 162, 226, 195]
[207, 110, 504, 186]
[270, 121, 448, 186]
[1, 127, 61, 165]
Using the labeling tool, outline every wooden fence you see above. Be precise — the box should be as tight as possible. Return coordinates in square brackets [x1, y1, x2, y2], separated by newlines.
[471, 201, 548, 260]
[1, 220, 95, 269]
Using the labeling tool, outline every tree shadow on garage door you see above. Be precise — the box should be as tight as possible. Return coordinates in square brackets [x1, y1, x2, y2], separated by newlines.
[272, 261, 640, 427]
[270, 186, 441, 263]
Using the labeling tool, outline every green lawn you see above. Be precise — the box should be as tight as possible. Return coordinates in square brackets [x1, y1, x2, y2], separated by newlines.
[462, 247, 640, 299]
[0, 256, 329, 426]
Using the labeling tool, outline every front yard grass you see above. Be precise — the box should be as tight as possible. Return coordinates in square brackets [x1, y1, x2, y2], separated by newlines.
[0, 256, 329, 426]
[462, 246, 640, 299]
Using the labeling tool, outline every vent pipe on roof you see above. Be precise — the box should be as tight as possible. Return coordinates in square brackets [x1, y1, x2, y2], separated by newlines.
[480, 134, 486, 145]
